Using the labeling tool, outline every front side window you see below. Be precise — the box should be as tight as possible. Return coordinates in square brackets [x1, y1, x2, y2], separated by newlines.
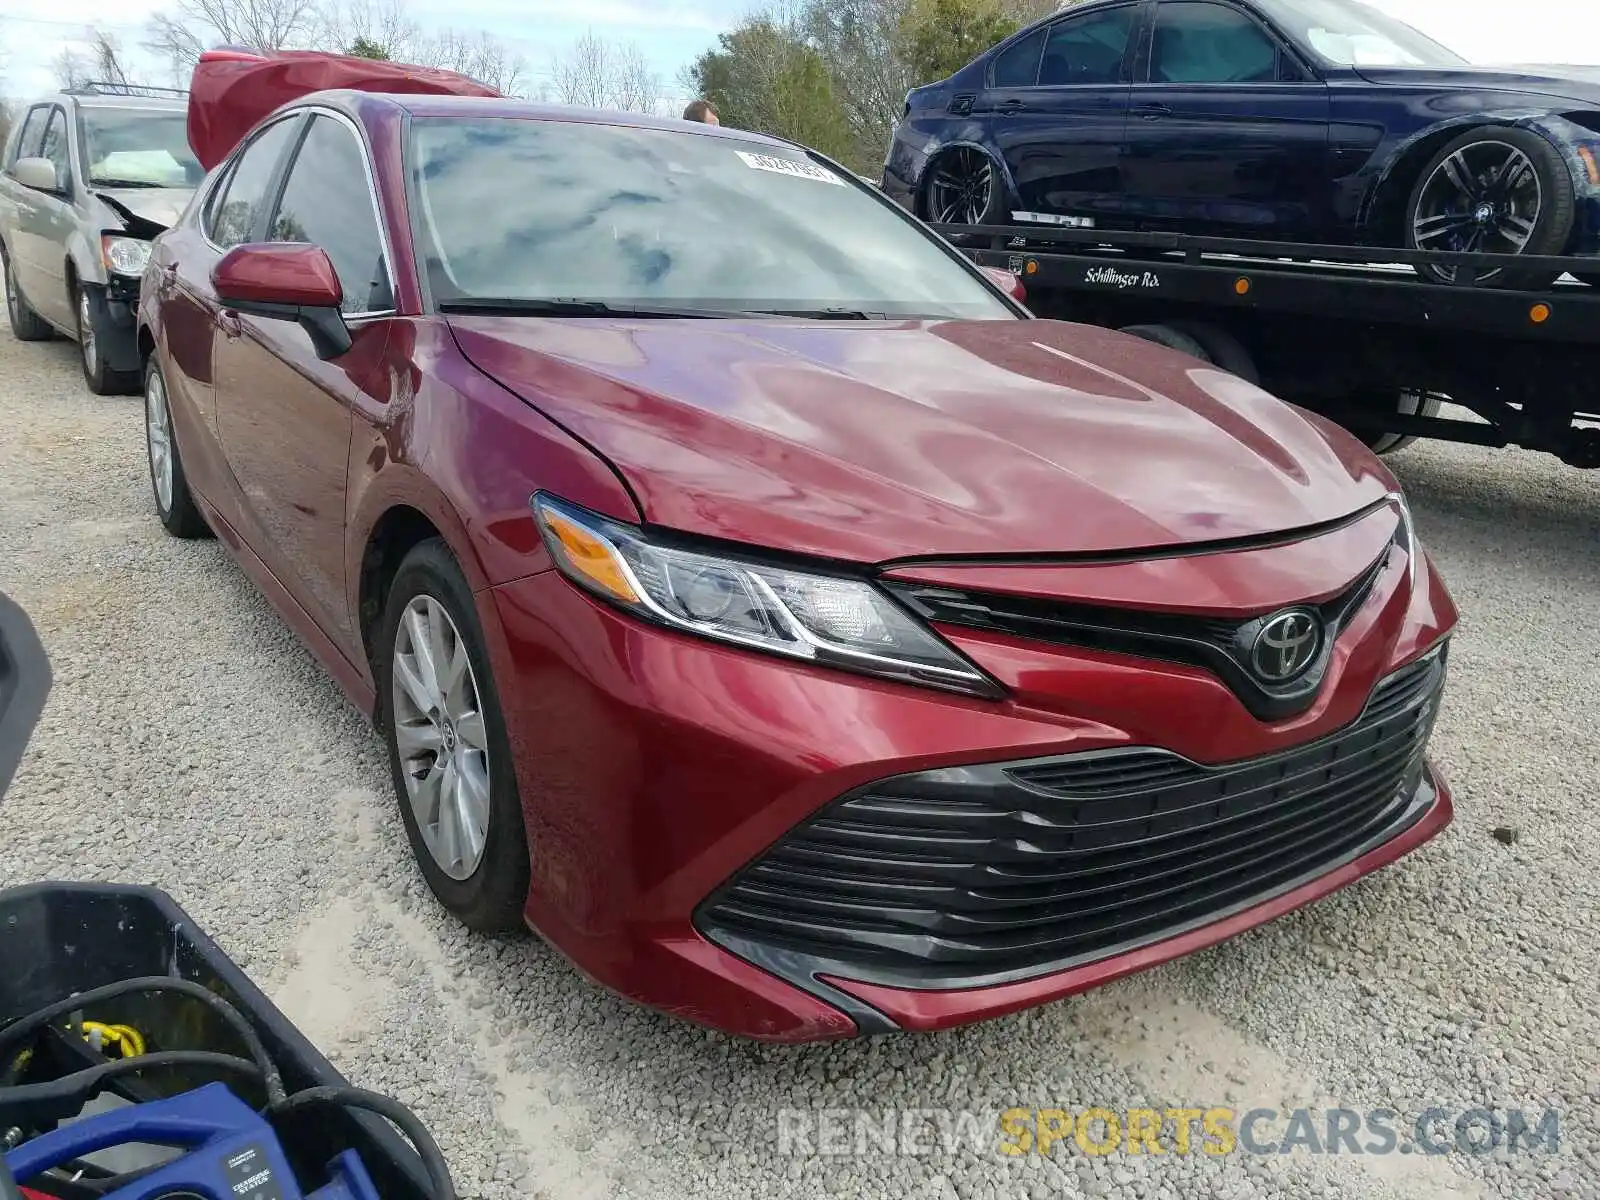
[79, 107, 204, 189]
[209, 116, 302, 250]
[39, 110, 70, 183]
[1040, 8, 1138, 86]
[269, 115, 391, 313]
[991, 28, 1048, 88]
[407, 117, 1016, 321]
[1150, 2, 1281, 83]
[10, 106, 50, 165]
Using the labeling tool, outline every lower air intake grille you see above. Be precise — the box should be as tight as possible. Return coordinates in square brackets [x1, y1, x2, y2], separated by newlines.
[696, 646, 1447, 991]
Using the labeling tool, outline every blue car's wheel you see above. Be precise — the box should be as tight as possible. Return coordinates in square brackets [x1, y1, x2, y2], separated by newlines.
[922, 147, 1002, 227]
[1405, 126, 1574, 289]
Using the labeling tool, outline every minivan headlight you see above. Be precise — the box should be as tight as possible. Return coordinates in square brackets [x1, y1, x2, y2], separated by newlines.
[532, 494, 1001, 699]
[102, 235, 152, 278]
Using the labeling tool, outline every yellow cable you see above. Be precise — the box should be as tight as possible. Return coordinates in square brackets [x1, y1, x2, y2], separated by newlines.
[79, 1021, 147, 1058]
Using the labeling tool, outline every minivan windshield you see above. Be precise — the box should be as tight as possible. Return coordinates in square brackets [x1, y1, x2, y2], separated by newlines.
[406, 116, 1016, 320]
[1257, 0, 1469, 68]
[79, 107, 204, 188]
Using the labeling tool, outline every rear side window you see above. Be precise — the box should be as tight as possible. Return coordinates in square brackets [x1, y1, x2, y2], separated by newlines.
[991, 28, 1047, 88]
[1040, 7, 1139, 86]
[268, 115, 392, 313]
[209, 116, 301, 249]
[10, 106, 50, 164]
[1150, 1, 1282, 83]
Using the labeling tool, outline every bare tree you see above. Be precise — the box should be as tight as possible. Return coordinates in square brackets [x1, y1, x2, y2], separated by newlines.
[413, 27, 528, 95]
[802, 0, 916, 157]
[317, 0, 420, 59]
[549, 30, 661, 113]
[54, 28, 138, 90]
[144, 0, 325, 75]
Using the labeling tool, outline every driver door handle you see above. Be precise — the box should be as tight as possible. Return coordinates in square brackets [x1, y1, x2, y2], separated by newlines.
[1135, 102, 1174, 120]
[997, 99, 1028, 116]
[218, 311, 243, 339]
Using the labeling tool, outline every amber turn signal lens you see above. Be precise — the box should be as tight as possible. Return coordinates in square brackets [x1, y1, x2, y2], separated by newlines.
[1530, 303, 1551, 324]
[1234, 277, 1251, 295]
[539, 510, 640, 603]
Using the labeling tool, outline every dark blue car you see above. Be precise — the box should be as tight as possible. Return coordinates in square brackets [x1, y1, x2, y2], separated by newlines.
[882, 0, 1600, 288]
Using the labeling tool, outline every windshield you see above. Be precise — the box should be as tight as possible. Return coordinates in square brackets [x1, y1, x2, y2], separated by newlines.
[406, 116, 1015, 320]
[1257, 0, 1469, 67]
[79, 107, 204, 189]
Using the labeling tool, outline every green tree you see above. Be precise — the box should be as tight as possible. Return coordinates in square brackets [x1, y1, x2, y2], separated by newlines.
[898, 0, 1023, 84]
[347, 34, 392, 59]
[688, 17, 856, 164]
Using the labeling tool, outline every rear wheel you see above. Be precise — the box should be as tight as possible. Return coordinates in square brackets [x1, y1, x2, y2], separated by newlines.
[1405, 126, 1574, 289]
[3, 247, 53, 342]
[1345, 389, 1445, 456]
[1116, 322, 1211, 359]
[922, 147, 1004, 227]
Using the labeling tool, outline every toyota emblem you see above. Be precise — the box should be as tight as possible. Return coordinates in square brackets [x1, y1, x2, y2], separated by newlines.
[1250, 610, 1322, 682]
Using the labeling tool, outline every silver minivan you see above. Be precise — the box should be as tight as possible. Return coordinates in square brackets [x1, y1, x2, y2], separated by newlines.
[0, 85, 200, 394]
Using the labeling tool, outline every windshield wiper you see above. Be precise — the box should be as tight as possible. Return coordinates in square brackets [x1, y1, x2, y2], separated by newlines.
[436, 297, 762, 319]
[92, 178, 168, 189]
[747, 307, 881, 320]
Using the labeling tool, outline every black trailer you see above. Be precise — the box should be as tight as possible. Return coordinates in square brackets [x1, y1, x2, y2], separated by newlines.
[935, 221, 1600, 467]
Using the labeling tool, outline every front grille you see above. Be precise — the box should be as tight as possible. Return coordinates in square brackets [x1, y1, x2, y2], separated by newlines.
[697, 645, 1447, 991]
[884, 526, 1396, 722]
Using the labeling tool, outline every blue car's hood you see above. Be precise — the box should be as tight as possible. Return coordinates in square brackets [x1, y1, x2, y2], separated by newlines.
[1354, 63, 1600, 107]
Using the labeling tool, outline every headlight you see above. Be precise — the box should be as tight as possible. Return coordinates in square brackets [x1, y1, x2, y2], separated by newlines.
[1389, 489, 1418, 590]
[101, 235, 152, 278]
[532, 494, 1001, 699]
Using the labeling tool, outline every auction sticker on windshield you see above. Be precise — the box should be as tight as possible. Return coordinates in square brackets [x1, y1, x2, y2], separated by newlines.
[735, 150, 846, 185]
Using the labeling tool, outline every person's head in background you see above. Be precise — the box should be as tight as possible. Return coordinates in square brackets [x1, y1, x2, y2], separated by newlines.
[683, 99, 720, 126]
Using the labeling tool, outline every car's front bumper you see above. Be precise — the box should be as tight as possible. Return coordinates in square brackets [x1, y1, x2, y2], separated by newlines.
[480, 532, 1455, 1041]
[87, 275, 143, 373]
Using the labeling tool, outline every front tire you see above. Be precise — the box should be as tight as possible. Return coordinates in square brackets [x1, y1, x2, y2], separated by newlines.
[145, 359, 210, 539]
[1405, 126, 1574, 289]
[3, 247, 53, 342]
[78, 285, 140, 395]
[378, 539, 530, 934]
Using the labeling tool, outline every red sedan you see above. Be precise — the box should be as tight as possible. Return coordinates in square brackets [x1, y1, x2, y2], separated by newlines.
[138, 66, 1456, 1042]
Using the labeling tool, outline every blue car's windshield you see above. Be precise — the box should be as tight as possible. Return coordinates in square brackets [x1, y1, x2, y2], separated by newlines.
[1258, 0, 1469, 67]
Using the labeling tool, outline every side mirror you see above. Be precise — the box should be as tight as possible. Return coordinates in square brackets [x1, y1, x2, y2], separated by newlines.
[980, 264, 1027, 304]
[211, 243, 352, 359]
[10, 157, 64, 194]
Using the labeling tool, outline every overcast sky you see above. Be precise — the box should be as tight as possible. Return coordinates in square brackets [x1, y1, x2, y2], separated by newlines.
[0, 0, 1595, 104]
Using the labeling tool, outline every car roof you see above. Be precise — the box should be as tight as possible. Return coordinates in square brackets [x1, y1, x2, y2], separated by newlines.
[315, 90, 806, 154]
[44, 91, 188, 111]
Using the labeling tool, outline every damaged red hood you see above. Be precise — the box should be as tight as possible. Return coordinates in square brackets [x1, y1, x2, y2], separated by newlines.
[448, 315, 1396, 564]
[186, 47, 500, 171]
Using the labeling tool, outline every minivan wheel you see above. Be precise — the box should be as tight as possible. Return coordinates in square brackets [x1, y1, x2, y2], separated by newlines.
[78, 285, 140, 395]
[378, 538, 530, 934]
[3, 248, 53, 342]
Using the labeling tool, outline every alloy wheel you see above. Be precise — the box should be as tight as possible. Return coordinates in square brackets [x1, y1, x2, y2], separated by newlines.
[78, 290, 97, 371]
[928, 148, 995, 225]
[391, 595, 492, 881]
[145, 370, 174, 514]
[1411, 140, 1542, 283]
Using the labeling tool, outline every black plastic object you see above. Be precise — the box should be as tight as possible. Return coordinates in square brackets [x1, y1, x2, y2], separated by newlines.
[0, 591, 49, 801]
[0, 590, 433, 1200]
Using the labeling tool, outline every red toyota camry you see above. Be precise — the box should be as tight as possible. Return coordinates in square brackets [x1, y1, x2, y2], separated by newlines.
[137, 55, 1457, 1042]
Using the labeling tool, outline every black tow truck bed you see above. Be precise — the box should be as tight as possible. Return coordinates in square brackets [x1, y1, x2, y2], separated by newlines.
[935, 221, 1600, 467]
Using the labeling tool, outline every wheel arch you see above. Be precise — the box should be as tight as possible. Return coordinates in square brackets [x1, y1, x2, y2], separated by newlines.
[1360, 112, 1574, 244]
[351, 481, 490, 681]
[916, 139, 1012, 220]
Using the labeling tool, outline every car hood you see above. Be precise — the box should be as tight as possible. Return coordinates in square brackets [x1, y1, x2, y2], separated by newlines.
[1353, 63, 1600, 105]
[448, 316, 1393, 565]
[94, 187, 193, 235]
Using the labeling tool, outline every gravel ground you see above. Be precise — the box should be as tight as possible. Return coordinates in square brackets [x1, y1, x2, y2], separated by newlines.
[0, 317, 1596, 1200]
